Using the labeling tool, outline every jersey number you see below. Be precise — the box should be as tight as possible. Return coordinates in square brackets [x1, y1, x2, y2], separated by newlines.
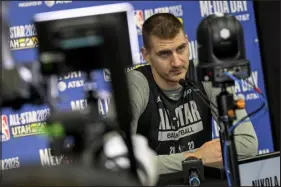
[170, 146, 176, 154]
[188, 141, 195, 150]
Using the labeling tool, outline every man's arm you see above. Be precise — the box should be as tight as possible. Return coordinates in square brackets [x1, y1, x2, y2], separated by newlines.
[202, 82, 259, 159]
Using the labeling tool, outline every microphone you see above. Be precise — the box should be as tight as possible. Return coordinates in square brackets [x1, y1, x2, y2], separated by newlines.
[182, 156, 205, 186]
[189, 170, 201, 186]
[179, 78, 226, 155]
[179, 79, 220, 122]
[179, 79, 187, 87]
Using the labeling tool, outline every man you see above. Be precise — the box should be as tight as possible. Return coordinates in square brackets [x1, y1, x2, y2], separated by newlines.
[108, 13, 258, 175]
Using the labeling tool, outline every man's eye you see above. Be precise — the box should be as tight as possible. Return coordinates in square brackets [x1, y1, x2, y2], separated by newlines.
[177, 46, 185, 53]
[160, 52, 169, 57]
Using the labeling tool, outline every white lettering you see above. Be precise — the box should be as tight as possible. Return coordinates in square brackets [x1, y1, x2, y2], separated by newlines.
[10, 40, 20, 49]
[154, 7, 169, 14]
[18, 1, 42, 8]
[159, 109, 165, 130]
[200, 1, 248, 17]
[158, 121, 204, 141]
[184, 103, 194, 124]
[1, 157, 20, 170]
[199, 1, 212, 17]
[9, 114, 21, 126]
[165, 110, 172, 130]
[144, 5, 183, 20]
[59, 71, 82, 80]
[169, 5, 183, 17]
[98, 99, 105, 115]
[104, 98, 110, 114]
[190, 101, 201, 121]
[11, 123, 45, 137]
[144, 9, 154, 20]
[67, 80, 84, 89]
[246, 93, 259, 100]
[9, 109, 49, 126]
[188, 141, 195, 150]
[189, 40, 198, 60]
[199, 1, 230, 17]
[97, 98, 111, 115]
[241, 71, 258, 92]
[39, 149, 50, 166]
[9, 24, 37, 39]
[230, 1, 248, 13]
[236, 13, 250, 21]
[56, 1, 72, 4]
[234, 81, 241, 93]
[39, 148, 63, 167]
[71, 99, 87, 111]
[170, 146, 176, 154]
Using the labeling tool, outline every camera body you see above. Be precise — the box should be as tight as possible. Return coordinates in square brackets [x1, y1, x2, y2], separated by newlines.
[196, 13, 251, 87]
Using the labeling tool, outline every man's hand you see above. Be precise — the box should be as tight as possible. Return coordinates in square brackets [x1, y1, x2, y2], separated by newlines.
[184, 139, 222, 165]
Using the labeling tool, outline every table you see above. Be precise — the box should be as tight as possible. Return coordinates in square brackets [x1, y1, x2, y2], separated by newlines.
[157, 171, 228, 186]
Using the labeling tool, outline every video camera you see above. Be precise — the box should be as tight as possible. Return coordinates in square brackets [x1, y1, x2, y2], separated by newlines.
[196, 13, 253, 186]
[1, 3, 158, 186]
[32, 2, 140, 177]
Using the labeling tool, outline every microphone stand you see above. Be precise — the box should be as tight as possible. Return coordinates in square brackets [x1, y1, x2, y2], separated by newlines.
[182, 79, 240, 185]
[183, 79, 226, 161]
[217, 83, 240, 186]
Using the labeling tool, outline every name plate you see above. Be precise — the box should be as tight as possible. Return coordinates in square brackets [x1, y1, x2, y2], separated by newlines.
[239, 152, 280, 186]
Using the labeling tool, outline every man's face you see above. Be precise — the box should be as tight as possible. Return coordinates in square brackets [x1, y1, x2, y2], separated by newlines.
[142, 30, 189, 85]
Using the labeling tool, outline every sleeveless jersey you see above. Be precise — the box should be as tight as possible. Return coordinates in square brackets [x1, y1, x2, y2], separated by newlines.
[135, 61, 212, 155]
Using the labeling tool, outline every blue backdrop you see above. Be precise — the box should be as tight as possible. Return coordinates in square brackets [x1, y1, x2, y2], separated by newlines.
[1, 1, 274, 170]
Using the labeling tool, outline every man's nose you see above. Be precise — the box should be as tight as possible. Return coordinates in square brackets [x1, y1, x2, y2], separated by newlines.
[171, 53, 182, 67]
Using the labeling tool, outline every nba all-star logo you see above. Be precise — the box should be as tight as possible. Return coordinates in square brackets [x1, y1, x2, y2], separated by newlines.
[1, 115, 11, 142]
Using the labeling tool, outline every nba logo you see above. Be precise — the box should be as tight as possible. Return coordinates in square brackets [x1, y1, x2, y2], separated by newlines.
[134, 10, 144, 34]
[1, 115, 10, 141]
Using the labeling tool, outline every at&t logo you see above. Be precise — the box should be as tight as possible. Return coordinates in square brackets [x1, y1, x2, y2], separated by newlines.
[45, 1, 72, 8]
[45, 1, 55, 7]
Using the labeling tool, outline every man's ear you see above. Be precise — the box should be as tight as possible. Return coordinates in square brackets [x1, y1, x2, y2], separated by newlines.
[141, 47, 150, 63]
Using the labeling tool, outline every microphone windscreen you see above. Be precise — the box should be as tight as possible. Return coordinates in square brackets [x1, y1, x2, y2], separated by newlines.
[179, 79, 186, 87]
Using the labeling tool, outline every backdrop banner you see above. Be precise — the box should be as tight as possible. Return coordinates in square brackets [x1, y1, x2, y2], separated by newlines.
[1, 1, 273, 170]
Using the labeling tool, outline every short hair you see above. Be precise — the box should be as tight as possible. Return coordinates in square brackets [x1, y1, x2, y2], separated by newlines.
[142, 13, 184, 49]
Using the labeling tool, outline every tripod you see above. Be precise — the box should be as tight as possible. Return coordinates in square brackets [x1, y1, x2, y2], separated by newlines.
[217, 83, 240, 186]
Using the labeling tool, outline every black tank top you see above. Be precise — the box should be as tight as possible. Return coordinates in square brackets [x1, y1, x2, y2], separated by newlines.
[135, 61, 212, 155]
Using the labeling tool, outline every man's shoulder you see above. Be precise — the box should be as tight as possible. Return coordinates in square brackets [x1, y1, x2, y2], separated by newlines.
[126, 65, 151, 111]
[126, 64, 150, 84]
[126, 63, 150, 73]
